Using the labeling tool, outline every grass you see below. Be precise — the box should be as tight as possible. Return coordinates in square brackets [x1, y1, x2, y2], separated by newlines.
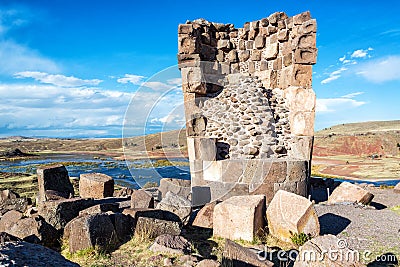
[129, 159, 189, 169]
[390, 205, 400, 216]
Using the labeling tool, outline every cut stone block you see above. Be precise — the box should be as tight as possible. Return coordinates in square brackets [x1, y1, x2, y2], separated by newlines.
[37, 164, 74, 202]
[158, 178, 191, 200]
[192, 202, 216, 229]
[37, 198, 96, 230]
[131, 190, 154, 209]
[187, 137, 216, 161]
[327, 182, 374, 205]
[266, 190, 319, 243]
[213, 195, 265, 242]
[64, 213, 119, 253]
[156, 191, 191, 223]
[79, 173, 114, 199]
[294, 235, 366, 267]
[223, 239, 274, 267]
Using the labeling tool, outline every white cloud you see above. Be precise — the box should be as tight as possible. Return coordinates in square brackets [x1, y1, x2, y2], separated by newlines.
[351, 48, 373, 59]
[339, 56, 346, 62]
[117, 74, 182, 91]
[0, 40, 59, 74]
[142, 81, 177, 91]
[14, 71, 102, 87]
[117, 74, 146, 84]
[0, 83, 136, 137]
[321, 67, 347, 84]
[341, 92, 364, 98]
[356, 55, 400, 83]
[316, 93, 366, 113]
[167, 78, 182, 86]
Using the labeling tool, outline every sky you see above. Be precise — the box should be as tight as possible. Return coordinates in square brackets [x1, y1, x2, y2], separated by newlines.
[0, 0, 399, 138]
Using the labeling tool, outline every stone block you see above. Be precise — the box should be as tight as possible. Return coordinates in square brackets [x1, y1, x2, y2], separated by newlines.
[158, 178, 191, 200]
[213, 195, 265, 241]
[251, 50, 262, 61]
[220, 160, 244, 183]
[296, 33, 316, 49]
[254, 35, 265, 49]
[286, 160, 308, 182]
[0, 210, 23, 232]
[299, 19, 317, 34]
[278, 29, 289, 42]
[131, 189, 154, 209]
[179, 36, 200, 54]
[181, 67, 207, 95]
[64, 213, 119, 253]
[37, 164, 74, 202]
[290, 111, 315, 136]
[263, 43, 279, 60]
[0, 235, 79, 267]
[227, 50, 238, 63]
[294, 235, 365, 267]
[217, 39, 231, 51]
[178, 24, 193, 34]
[294, 48, 318, 64]
[293, 11, 311, 25]
[0, 198, 30, 216]
[37, 198, 96, 230]
[135, 217, 181, 239]
[156, 191, 191, 223]
[283, 53, 292, 67]
[292, 64, 313, 87]
[189, 160, 205, 187]
[79, 173, 114, 199]
[187, 137, 216, 161]
[288, 136, 313, 160]
[223, 239, 274, 267]
[192, 202, 216, 229]
[266, 190, 319, 243]
[284, 86, 316, 112]
[327, 182, 374, 205]
[238, 50, 250, 62]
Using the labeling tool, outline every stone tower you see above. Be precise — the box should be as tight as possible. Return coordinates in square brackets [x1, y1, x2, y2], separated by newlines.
[177, 11, 317, 206]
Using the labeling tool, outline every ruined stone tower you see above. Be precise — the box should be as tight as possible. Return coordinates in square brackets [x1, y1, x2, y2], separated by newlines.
[177, 11, 317, 206]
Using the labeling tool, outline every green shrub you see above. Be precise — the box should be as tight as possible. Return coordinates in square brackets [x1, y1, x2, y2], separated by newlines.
[290, 232, 312, 247]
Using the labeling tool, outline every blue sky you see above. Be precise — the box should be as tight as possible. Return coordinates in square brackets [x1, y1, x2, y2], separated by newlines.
[0, 0, 399, 137]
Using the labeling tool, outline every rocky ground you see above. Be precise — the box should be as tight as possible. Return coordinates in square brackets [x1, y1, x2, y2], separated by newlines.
[315, 187, 400, 263]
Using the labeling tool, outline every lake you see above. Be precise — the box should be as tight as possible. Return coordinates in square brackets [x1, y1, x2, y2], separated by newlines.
[0, 154, 191, 189]
[0, 154, 398, 188]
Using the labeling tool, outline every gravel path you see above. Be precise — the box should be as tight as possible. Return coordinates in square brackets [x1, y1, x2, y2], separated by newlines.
[314, 187, 400, 264]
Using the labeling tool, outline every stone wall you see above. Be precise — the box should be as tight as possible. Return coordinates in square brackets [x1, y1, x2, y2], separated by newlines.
[178, 11, 317, 205]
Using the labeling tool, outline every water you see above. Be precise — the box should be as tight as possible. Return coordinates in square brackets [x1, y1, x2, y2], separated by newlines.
[0, 154, 191, 189]
[314, 177, 400, 187]
[0, 154, 398, 188]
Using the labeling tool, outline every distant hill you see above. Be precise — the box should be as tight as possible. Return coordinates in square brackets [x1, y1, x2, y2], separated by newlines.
[314, 120, 400, 157]
[315, 120, 400, 136]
